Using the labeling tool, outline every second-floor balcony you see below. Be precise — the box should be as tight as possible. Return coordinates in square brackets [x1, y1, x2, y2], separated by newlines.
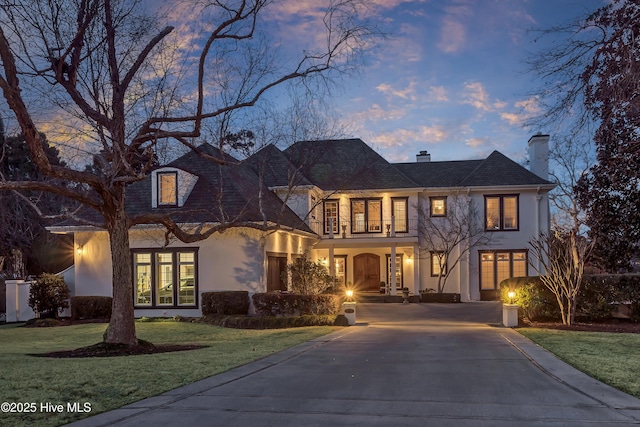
[310, 219, 418, 239]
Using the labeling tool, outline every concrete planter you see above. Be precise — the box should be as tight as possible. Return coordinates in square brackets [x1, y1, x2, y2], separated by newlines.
[502, 304, 519, 327]
[342, 301, 356, 326]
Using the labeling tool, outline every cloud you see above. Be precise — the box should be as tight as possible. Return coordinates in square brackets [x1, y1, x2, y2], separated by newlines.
[499, 97, 542, 125]
[437, 3, 473, 53]
[466, 136, 488, 148]
[461, 81, 491, 111]
[373, 124, 450, 148]
[429, 86, 448, 102]
[460, 81, 508, 113]
[351, 103, 407, 122]
[376, 81, 418, 100]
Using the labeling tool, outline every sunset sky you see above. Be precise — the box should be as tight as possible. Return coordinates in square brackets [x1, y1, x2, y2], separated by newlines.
[272, 0, 606, 164]
[0, 0, 607, 167]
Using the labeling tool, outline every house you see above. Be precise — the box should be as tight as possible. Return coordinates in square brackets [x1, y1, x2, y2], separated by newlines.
[48, 134, 554, 317]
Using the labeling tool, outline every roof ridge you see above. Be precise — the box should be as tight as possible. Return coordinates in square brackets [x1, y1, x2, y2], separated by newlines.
[456, 150, 499, 186]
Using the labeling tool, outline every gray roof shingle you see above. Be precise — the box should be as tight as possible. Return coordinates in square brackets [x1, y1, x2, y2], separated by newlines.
[283, 138, 419, 190]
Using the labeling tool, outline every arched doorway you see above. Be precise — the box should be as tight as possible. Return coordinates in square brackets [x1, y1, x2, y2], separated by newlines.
[353, 253, 380, 292]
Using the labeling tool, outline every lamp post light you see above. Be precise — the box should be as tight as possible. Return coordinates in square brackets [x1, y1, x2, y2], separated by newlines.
[503, 290, 519, 327]
[343, 289, 356, 325]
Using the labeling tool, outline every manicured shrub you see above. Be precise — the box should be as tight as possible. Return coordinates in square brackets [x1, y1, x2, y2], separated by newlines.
[27, 273, 70, 319]
[284, 253, 334, 295]
[577, 274, 640, 322]
[252, 293, 340, 317]
[499, 276, 561, 322]
[200, 313, 343, 329]
[201, 291, 250, 315]
[71, 296, 112, 320]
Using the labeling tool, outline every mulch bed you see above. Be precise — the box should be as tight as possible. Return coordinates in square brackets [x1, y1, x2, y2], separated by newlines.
[523, 320, 640, 334]
[35, 341, 207, 358]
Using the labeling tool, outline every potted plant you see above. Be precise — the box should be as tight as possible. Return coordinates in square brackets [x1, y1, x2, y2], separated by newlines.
[402, 287, 410, 304]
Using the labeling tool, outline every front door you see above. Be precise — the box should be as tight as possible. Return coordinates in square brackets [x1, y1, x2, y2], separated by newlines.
[267, 255, 288, 292]
[354, 253, 380, 292]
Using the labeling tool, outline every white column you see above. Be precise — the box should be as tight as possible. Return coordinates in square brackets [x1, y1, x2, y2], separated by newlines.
[329, 245, 335, 278]
[413, 244, 420, 295]
[390, 243, 397, 295]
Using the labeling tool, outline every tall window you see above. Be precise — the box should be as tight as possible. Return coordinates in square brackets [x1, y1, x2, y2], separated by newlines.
[351, 199, 382, 233]
[158, 172, 178, 206]
[323, 200, 339, 235]
[485, 195, 518, 230]
[431, 252, 447, 277]
[334, 255, 347, 287]
[386, 254, 403, 289]
[133, 249, 197, 308]
[430, 197, 446, 217]
[392, 198, 408, 233]
[479, 250, 527, 290]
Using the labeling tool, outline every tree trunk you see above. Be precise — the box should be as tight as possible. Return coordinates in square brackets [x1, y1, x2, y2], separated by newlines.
[103, 195, 138, 346]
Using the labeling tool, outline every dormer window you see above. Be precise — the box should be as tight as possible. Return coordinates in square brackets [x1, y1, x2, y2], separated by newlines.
[158, 172, 177, 206]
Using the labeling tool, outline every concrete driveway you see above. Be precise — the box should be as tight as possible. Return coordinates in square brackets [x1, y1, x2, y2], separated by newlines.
[68, 303, 640, 426]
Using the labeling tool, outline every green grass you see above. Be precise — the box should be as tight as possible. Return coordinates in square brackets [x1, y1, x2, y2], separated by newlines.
[0, 321, 336, 427]
[518, 328, 640, 398]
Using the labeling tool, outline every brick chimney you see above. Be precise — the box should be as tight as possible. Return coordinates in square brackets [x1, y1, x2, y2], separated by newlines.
[416, 150, 431, 162]
[528, 133, 549, 180]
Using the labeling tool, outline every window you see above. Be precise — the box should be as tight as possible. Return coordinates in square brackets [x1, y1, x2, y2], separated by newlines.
[334, 255, 347, 287]
[351, 199, 382, 233]
[133, 249, 197, 308]
[392, 198, 408, 233]
[431, 252, 447, 277]
[479, 250, 527, 290]
[430, 197, 446, 217]
[158, 172, 178, 206]
[485, 195, 518, 230]
[323, 200, 339, 235]
[386, 254, 403, 289]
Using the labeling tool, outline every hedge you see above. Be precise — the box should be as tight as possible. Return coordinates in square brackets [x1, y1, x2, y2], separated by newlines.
[252, 293, 340, 317]
[71, 296, 112, 320]
[577, 274, 640, 322]
[201, 291, 250, 316]
[500, 274, 640, 323]
[200, 313, 346, 329]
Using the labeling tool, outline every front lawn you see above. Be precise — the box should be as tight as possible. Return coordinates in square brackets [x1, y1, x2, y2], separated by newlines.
[518, 328, 640, 398]
[0, 321, 336, 427]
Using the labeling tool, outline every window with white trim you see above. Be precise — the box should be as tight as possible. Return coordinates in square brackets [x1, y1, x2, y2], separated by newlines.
[158, 172, 178, 206]
[323, 200, 339, 235]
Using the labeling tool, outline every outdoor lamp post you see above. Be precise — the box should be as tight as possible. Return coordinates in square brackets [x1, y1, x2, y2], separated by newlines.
[343, 289, 356, 325]
[503, 290, 519, 327]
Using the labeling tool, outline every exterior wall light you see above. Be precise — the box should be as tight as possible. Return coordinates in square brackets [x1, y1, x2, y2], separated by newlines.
[77, 246, 84, 256]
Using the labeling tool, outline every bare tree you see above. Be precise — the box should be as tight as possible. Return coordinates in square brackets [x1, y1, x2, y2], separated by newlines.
[418, 192, 492, 294]
[529, 230, 595, 325]
[527, 0, 640, 272]
[0, 0, 378, 345]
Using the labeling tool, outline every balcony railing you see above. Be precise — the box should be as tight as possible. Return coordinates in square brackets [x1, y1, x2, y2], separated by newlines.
[310, 219, 418, 239]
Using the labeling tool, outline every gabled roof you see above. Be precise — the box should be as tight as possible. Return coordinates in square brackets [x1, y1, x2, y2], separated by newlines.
[53, 144, 312, 233]
[394, 150, 553, 188]
[245, 144, 313, 188]
[283, 138, 419, 190]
